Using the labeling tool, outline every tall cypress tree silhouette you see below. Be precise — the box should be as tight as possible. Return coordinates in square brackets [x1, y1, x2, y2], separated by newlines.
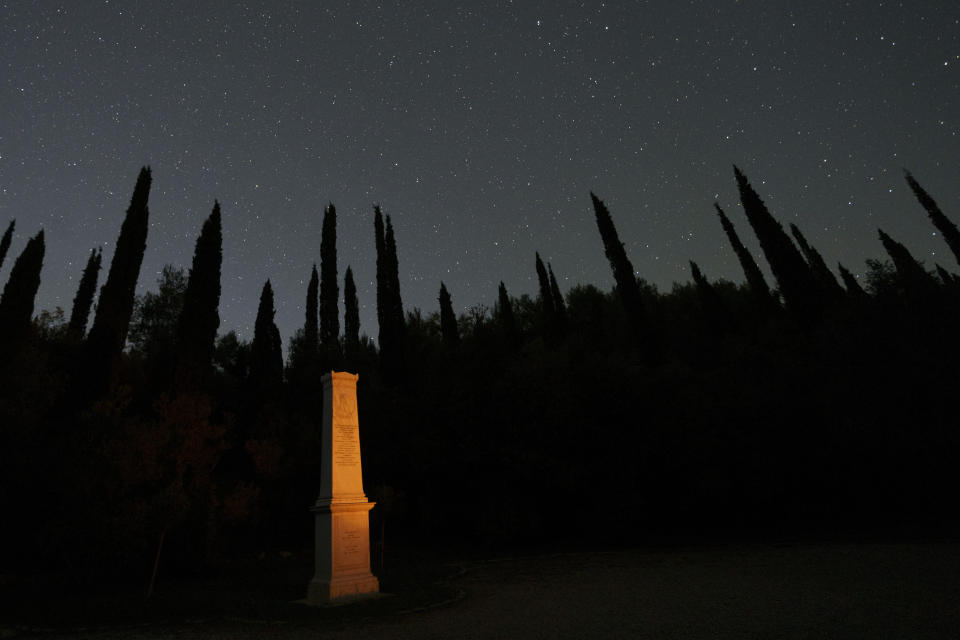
[319, 204, 340, 370]
[535, 252, 554, 317]
[590, 192, 649, 352]
[374, 206, 387, 347]
[248, 280, 283, 398]
[690, 260, 731, 336]
[67, 248, 102, 340]
[733, 166, 818, 311]
[174, 201, 222, 386]
[548, 262, 567, 337]
[0, 219, 14, 272]
[85, 166, 152, 395]
[343, 265, 360, 367]
[438, 282, 458, 347]
[789, 223, 844, 298]
[935, 264, 960, 288]
[304, 264, 319, 354]
[877, 228, 938, 296]
[376, 210, 405, 382]
[384, 216, 404, 335]
[714, 203, 772, 303]
[838, 263, 868, 299]
[0, 229, 45, 352]
[905, 170, 960, 267]
[497, 281, 517, 345]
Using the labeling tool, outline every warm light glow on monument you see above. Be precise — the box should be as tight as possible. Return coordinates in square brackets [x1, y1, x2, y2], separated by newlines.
[307, 371, 380, 604]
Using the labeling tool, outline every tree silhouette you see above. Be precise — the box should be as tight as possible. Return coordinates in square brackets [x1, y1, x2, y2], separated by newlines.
[535, 252, 555, 331]
[0, 219, 14, 272]
[375, 209, 405, 382]
[905, 170, 960, 267]
[288, 264, 320, 381]
[733, 166, 819, 312]
[128, 266, 186, 365]
[305, 264, 319, 353]
[590, 192, 649, 353]
[935, 264, 960, 289]
[375, 207, 406, 382]
[496, 280, 517, 345]
[174, 201, 222, 386]
[385, 216, 404, 335]
[548, 262, 567, 336]
[689, 260, 730, 336]
[374, 206, 387, 346]
[877, 228, 938, 294]
[714, 202, 772, 303]
[789, 223, 843, 298]
[343, 265, 360, 367]
[838, 262, 868, 299]
[319, 204, 340, 370]
[439, 282, 458, 347]
[248, 280, 283, 398]
[67, 248, 102, 340]
[0, 229, 45, 351]
[85, 166, 152, 395]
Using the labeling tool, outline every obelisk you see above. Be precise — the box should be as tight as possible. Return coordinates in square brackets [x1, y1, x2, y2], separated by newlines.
[307, 371, 379, 604]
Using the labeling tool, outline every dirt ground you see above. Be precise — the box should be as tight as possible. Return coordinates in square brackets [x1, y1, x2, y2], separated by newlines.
[7, 541, 960, 639]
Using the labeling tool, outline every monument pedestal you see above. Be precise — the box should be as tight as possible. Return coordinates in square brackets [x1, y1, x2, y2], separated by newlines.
[306, 372, 380, 605]
[307, 500, 379, 602]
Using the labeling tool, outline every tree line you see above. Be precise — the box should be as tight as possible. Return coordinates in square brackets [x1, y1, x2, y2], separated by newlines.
[0, 164, 958, 585]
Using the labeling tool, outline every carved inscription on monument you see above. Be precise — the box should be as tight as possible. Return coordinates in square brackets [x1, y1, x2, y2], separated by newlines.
[334, 422, 361, 467]
[333, 513, 369, 572]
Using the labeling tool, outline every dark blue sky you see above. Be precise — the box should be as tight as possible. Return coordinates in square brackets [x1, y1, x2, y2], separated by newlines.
[2, 1, 958, 345]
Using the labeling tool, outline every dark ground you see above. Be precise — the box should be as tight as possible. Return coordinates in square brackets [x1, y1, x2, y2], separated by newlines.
[3, 539, 959, 639]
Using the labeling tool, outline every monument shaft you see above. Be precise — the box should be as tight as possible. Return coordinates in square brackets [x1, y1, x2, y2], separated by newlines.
[307, 371, 379, 603]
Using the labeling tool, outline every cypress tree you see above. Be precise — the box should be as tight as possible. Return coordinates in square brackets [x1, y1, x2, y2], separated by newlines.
[548, 262, 567, 335]
[384, 215, 404, 335]
[877, 228, 938, 295]
[496, 281, 517, 344]
[304, 263, 319, 353]
[789, 223, 844, 298]
[935, 263, 960, 288]
[174, 201, 223, 384]
[248, 280, 283, 397]
[690, 260, 730, 335]
[0, 219, 13, 272]
[0, 229, 45, 350]
[714, 203, 772, 302]
[438, 282, 458, 346]
[85, 166, 152, 392]
[590, 192, 650, 353]
[67, 248, 102, 340]
[733, 166, 819, 311]
[905, 170, 960, 267]
[319, 204, 340, 370]
[376, 211, 405, 382]
[535, 252, 554, 317]
[343, 265, 360, 365]
[374, 206, 387, 346]
[287, 264, 319, 389]
[374, 206, 407, 381]
[838, 263, 868, 299]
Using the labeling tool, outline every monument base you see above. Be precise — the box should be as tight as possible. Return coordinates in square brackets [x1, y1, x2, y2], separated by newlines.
[307, 573, 381, 603]
[307, 500, 379, 605]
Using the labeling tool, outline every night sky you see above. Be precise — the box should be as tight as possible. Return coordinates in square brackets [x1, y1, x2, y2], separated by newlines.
[3, 1, 958, 346]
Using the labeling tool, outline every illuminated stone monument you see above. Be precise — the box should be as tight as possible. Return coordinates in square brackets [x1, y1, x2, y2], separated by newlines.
[307, 371, 380, 604]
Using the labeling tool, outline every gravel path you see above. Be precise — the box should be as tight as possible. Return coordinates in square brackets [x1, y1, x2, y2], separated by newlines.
[21, 541, 960, 639]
